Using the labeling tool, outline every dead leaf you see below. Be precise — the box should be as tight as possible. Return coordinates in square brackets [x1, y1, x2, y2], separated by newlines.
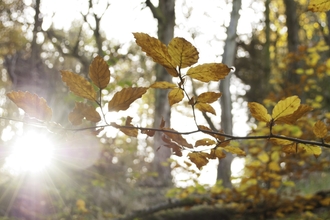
[68, 102, 101, 125]
[168, 37, 199, 68]
[195, 103, 216, 115]
[150, 81, 177, 89]
[168, 88, 184, 106]
[187, 63, 231, 82]
[188, 152, 209, 170]
[7, 91, 52, 121]
[197, 92, 222, 103]
[133, 32, 178, 77]
[248, 102, 272, 123]
[108, 87, 148, 111]
[194, 138, 216, 147]
[61, 70, 97, 101]
[313, 120, 328, 138]
[89, 56, 110, 89]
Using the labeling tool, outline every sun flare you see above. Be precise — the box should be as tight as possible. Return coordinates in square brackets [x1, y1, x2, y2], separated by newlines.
[3, 130, 54, 175]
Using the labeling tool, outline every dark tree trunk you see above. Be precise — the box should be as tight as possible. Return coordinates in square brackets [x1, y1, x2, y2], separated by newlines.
[146, 0, 175, 187]
[218, 0, 241, 188]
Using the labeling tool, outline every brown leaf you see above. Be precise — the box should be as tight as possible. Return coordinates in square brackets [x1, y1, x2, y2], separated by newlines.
[168, 88, 184, 106]
[195, 138, 216, 147]
[133, 32, 178, 77]
[187, 63, 231, 82]
[89, 56, 110, 89]
[223, 146, 246, 156]
[150, 81, 177, 89]
[313, 120, 328, 138]
[162, 128, 193, 148]
[108, 87, 148, 111]
[198, 125, 225, 141]
[68, 102, 101, 125]
[195, 103, 216, 115]
[61, 70, 97, 101]
[188, 152, 209, 170]
[7, 91, 52, 121]
[119, 116, 138, 137]
[209, 148, 226, 160]
[162, 135, 182, 157]
[197, 92, 222, 103]
[168, 37, 199, 68]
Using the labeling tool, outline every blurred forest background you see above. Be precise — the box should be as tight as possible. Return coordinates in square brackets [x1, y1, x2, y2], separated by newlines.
[1, 0, 330, 219]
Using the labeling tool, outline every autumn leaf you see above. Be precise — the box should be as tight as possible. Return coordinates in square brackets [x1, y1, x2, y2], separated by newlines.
[275, 104, 313, 124]
[108, 87, 148, 111]
[61, 70, 97, 101]
[194, 138, 216, 147]
[68, 102, 101, 125]
[120, 116, 138, 137]
[272, 96, 300, 121]
[195, 103, 216, 115]
[248, 102, 271, 123]
[188, 152, 209, 170]
[7, 91, 52, 121]
[209, 148, 226, 160]
[168, 88, 184, 106]
[89, 56, 110, 89]
[150, 81, 177, 89]
[313, 120, 328, 138]
[282, 144, 297, 154]
[269, 161, 281, 171]
[269, 138, 293, 146]
[162, 135, 182, 157]
[187, 63, 231, 82]
[162, 128, 193, 148]
[223, 146, 246, 156]
[168, 37, 199, 68]
[257, 152, 270, 163]
[197, 92, 222, 103]
[133, 32, 178, 77]
[308, 0, 330, 12]
[301, 144, 322, 158]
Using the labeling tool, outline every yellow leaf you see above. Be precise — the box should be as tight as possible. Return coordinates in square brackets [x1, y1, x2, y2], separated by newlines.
[133, 32, 178, 77]
[195, 103, 216, 115]
[282, 144, 297, 154]
[269, 161, 281, 171]
[68, 102, 101, 125]
[7, 91, 52, 121]
[168, 88, 184, 106]
[187, 63, 231, 82]
[283, 181, 295, 187]
[272, 96, 300, 121]
[61, 70, 97, 101]
[89, 56, 110, 89]
[168, 37, 199, 68]
[248, 102, 271, 123]
[188, 152, 209, 170]
[275, 104, 313, 124]
[194, 138, 216, 147]
[197, 92, 222, 103]
[108, 87, 148, 111]
[223, 146, 246, 156]
[150, 81, 177, 89]
[257, 152, 269, 163]
[269, 138, 293, 146]
[301, 144, 322, 158]
[313, 120, 328, 138]
[308, 0, 330, 12]
[320, 197, 330, 206]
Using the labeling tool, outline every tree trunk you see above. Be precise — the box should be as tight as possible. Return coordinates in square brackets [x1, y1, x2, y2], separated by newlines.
[218, 0, 241, 188]
[146, 0, 175, 187]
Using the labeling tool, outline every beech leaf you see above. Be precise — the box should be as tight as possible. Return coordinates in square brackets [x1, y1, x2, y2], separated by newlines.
[7, 91, 52, 121]
[272, 96, 300, 121]
[61, 70, 97, 101]
[187, 63, 231, 82]
[275, 104, 313, 124]
[223, 146, 246, 156]
[168, 37, 199, 68]
[68, 102, 101, 125]
[188, 152, 209, 170]
[89, 56, 110, 89]
[168, 88, 184, 106]
[162, 128, 193, 148]
[108, 87, 148, 111]
[197, 92, 222, 103]
[133, 32, 178, 77]
[194, 138, 216, 147]
[150, 81, 177, 89]
[313, 120, 328, 138]
[248, 102, 271, 123]
[195, 103, 216, 115]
